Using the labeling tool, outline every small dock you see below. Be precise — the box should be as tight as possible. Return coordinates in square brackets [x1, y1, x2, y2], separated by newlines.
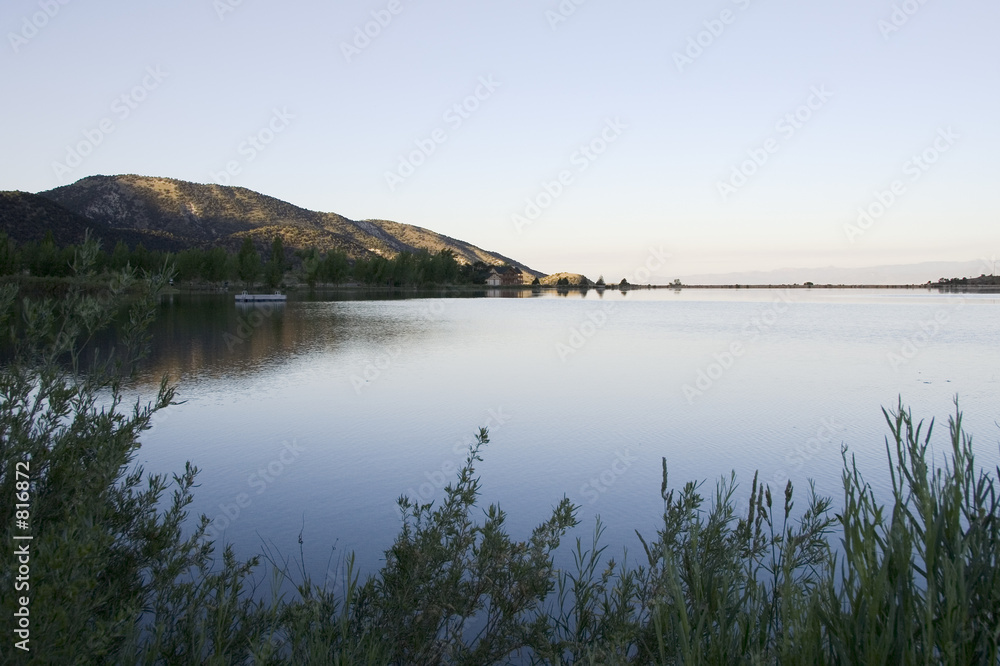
[235, 291, 287, 302]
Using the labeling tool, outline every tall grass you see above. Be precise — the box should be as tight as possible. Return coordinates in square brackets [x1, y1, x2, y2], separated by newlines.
[2, 238, 998, 663]
[275, 401, 999, 665]
[827, 403, 1000, 663]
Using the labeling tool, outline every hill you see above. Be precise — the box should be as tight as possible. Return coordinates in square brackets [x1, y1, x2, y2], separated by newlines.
[936, 273, 1000, 287]
[0, 191, 184, 251]
[539, 272, 591, 286]
[23, 175, 542, 277]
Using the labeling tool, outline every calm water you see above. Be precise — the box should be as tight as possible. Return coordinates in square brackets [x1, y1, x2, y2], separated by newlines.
[134, 288, 1000, 584]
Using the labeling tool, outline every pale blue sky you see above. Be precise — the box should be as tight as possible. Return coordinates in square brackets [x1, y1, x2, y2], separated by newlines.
[2, 0, 998, 280]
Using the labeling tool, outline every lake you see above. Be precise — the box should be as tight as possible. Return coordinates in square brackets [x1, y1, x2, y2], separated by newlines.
[134, 287, 1000, 587]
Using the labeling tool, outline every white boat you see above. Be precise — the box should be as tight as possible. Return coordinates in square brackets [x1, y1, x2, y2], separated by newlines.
[234, 290, 287, 302]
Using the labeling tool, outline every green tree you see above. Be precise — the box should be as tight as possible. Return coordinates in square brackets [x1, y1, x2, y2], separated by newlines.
[321, 249, 350, 285]
[202, 247, 229, 283]
[352, 256, 372, 284]
[269, 235, 285, 272]
[236, 237, 260, 288]
[174, 248, 204, 282]
[0, 232, 19, 275]
[468, 260, 490, 285]
[299, 247, 321, 288]
[392, 251, 417, 285]
[131, 242, 150, 272]
[264, 263, 281, 289]
[110, 240, 131, 270]
[264, 236, 285, 289]
[28, 230, 61, 276]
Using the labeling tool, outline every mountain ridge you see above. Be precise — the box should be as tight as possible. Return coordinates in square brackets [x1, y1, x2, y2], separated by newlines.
[8, 174, 542, 277]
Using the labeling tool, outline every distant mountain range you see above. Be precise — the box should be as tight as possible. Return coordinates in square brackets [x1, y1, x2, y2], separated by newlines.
[0, 175, 543, 278]
[677, 260, 996, 286]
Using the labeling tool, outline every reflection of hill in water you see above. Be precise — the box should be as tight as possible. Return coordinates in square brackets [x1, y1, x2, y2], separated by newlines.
[136, 293, 432, 386]
[138, 295, 296, 383]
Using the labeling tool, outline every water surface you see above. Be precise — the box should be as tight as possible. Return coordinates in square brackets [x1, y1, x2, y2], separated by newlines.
[135, 288, 1000, 584]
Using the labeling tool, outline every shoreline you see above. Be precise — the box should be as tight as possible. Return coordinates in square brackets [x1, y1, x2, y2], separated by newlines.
[6, 275, 994, 297]
[161, 282, 998, 294]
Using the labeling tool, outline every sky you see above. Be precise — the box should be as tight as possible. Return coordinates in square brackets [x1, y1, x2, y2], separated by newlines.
[2, 0, 998, 281]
